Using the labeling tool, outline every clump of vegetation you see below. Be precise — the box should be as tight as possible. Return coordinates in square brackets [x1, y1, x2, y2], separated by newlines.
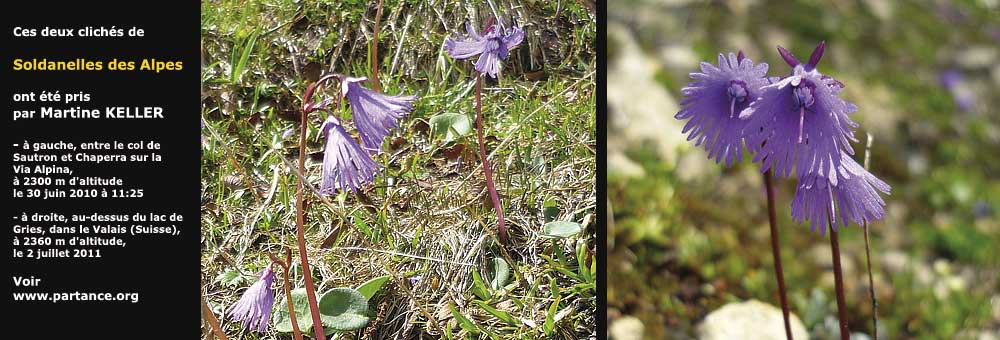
[201, 0, 596, 339]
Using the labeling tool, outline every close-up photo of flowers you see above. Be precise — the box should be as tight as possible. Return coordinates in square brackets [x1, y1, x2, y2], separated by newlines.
[608, 0, 999, 339]
[199, 1, 596, 339]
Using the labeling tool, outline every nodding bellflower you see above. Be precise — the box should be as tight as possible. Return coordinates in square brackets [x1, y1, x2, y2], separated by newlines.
[444, 20, 524, 78]
[310, 75, 415, 194]
[676, 51, 770, 166]
[227, 264, 276, 332]
[676, 41, 892, 234]
[791, 154, 891, 234]
[319, 116, 382, 194]
[740, 42, 860, 180]
[341, 76, 417, 153]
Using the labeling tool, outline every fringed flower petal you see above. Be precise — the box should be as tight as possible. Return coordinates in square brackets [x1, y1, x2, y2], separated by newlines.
[444, 19, 524, 78]
[742, 64, 858, 178]
[320, 117, 382, 194]
[675, 52, 770, 167]
[227, 264, 276, 332]
[342, 77, 416, 153]
[791, 155, 891, 234]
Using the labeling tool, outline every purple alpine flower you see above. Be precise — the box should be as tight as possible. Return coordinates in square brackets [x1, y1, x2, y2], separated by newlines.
[939, 69, 974, 111]
[227, 264, 276, 332]
[791, 154, 891, 234]
[675, 51, 770, 167]
[319, 115, 382, 194]
[741, 42, 859, 179]
[444, 19, 524, 78]
[340, 76, 417, 153]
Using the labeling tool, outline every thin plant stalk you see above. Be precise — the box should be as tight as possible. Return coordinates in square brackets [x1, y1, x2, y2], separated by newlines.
[862, 221, 877, 338]
[475, 72, 508, 244]
[862, 133, 878, 339]
[764, 170, 794, 340]
[201, 295, 230, 340]
[370, 0, 384, 92]
[269, 251, 304, 340]
[828, 213, 851, 340]
[295, 78, 337, 340]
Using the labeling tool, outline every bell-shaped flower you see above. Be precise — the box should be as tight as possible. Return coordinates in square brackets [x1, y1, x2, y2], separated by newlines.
[339, 76, 416, 153]
[227, 264, 276, 332]
[791, 154, 891, 234]
[319, 116, 382, 194]
[444, 20, 524, 78]
[741, 42, 859, 179]
[675, 51, 771, 167]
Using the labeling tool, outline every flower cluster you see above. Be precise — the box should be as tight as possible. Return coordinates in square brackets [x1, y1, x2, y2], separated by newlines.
[311, 75, 416, 194]
[675, 42, 890, 232]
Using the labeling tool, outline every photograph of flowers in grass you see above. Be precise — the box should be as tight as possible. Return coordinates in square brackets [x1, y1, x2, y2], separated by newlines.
[200, 1, 596, 339]
[608, 1, 999, 339]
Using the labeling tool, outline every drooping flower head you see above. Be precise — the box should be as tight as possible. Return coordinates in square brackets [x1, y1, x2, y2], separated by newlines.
[741, 42, 859, 179]
[319, 115, 382, 194]
[791, 154, 891, 234]
[444, 19, 524, 78]
[675, 51, 770, 167]
[304, 74, 415, 195]
[340, 75, 417, 153]
[227, 264, 276, 332]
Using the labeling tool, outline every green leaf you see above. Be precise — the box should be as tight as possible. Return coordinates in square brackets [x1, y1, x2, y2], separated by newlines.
[352, 210, 372, 239]
[576, 240, 592, 282]
[543, 296, 560, 336]
[449, 304, 479, 335]
[355, 275, 390, 301]
[273, 288, 313, 333]
[489, 257, 510, 291]
[430, 113, 472, 143]
[542, 198, 561, 222]
[541, 221, 582, 239]
[471, 270, 492, 300]
[474, 301, 520, 326]
[318, 287, 371, 332]
[214, 268, 245, 287]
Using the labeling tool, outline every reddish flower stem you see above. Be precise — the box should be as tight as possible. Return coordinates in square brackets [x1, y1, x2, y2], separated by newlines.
[370, 0, 384, 92]
[475, 72, 507, 244]
[829, 219, 850, 340]
[296, 79, 332, 340]
[764, 170, 794, 340]
[269, 251, 304, 340]
[201, 295, 229, 340]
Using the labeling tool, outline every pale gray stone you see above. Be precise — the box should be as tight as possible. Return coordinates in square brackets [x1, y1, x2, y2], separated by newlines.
[697, 300, 809, 340]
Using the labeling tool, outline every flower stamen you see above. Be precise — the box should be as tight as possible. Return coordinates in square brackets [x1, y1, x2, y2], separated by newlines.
[791, 80, 816, 143]
[727, 80, 749, 118]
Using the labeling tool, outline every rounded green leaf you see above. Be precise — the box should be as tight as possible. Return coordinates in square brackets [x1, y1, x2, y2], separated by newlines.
[273, 288, 314, 333]
[430, 113, 472, 143]
[541, 221, 582, 239]
[490, 257, 510, 291]
[318, 287, 371, 332]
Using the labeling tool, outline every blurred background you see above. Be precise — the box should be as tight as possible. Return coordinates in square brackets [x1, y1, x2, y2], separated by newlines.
[606, 0, 1000, 339]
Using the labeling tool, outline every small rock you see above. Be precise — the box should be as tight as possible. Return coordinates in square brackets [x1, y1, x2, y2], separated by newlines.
[697, 300, 809, 340]
[609, 316, 644, 340]
[992, 295, 1000, 322]
[881, 250, 909, 275]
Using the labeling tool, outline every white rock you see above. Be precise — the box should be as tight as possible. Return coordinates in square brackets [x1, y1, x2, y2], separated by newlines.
[609, 316, 644, 340]
[607, 23, 692, 168]
[697, 300, 809, 340]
